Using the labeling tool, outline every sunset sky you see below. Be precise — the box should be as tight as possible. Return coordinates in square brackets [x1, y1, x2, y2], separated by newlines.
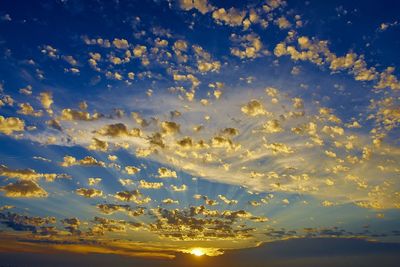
[0, 0, 400, 266]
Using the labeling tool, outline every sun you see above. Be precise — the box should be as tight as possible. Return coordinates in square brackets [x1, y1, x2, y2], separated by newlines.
[191, 248, 205, 257]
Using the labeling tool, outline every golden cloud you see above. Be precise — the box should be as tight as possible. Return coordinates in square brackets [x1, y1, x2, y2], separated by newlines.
[1, 180, 48, 198]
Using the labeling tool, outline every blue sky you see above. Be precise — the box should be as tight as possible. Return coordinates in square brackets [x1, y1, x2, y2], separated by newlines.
[0, 0, 400, 265]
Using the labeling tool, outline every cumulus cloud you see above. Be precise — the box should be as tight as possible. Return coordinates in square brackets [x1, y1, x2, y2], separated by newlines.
[241, 99, 268, 116]
[87, 138, 109, 151]
[39, 92, 53, 114]
[97, 123, 141, 137]
[179, 0, 214, 14]
[158, 167, 177, 178]
[113, 38, 129, 49]
[88, 177, 102, 186]
[1, 180, 48, 198]
[19, 87, 400, 209]
[212, 8, 246, 27]
[59, 109, 102, 121]
[218, 195, 238, 205]
[3, 1, 400, 260]
[0, 116, 25, 135]
[171, 184, 187, 192]
[230, 33, 264, 59]
[76, 188, 103, 198]
[18, 103, 43, 117]
[114, 189, 151, 204]
[60, 156, 105, 167]
[0, 165, 67, 182]
[160, 121, 180, 135]
[138, 180, 164, 189]
[125, 166, 140, 175]
[162, 198, 179, 204]
[97, 204, 145, 217]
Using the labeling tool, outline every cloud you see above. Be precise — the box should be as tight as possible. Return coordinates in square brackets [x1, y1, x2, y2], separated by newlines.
[18, 86, 400, 210]
[61, 217, 81, 233]
[0, 233, 176, 260]
[76, 188, 103, 198]
[0, 1, 400, 262]
[162, 198, 179, 204]
[230, 33, 264, 59]
[170, 184, 187, 192]
[275, 16, 291, 29]
[87, 138, 109, 151]
[59, 109, 103, 121]
[88, 177, 102, 186]
[212, 8, 246, 27]
[125, 166, 140, 175]
[113, 38, 129, 49]
[179, 0, 214, 14]
[138, 180, 163, 189]
[39, 92, 53, 115]
[0, 212, 56, 233]
[0, 116, 25, 135]
[18, 103, 43, 117]
[218, 195, 238, 205]
[60, 156, 105, 167]
[160, 121, 180, 135]
[114, 190, 151, 204]
[148, 206, 261, 241]
[158, 167, 177, 178]
[273, 35, 400, 94]
[1, 180, 48, 198]
[97, 123, 141, 137]
[375, 67, 400, 90]
[241, 99, 268, 116]
[119, 178, 134, 186]
[0, 165, 68, 182]
[192, 45, 221, 72]
[97, 204, 145, 217]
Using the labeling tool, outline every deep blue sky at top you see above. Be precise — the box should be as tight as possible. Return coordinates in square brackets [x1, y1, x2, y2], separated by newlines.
[1, 0, 400, 91]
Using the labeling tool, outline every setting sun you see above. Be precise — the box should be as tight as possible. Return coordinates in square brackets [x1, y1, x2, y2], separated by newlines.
[191, 248, 205, 257]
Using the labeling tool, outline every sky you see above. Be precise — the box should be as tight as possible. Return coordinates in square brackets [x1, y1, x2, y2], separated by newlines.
[0, 0, 399, 266]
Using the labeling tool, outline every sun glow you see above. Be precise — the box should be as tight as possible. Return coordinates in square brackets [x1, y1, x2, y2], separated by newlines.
[191, 248, 205, 257]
